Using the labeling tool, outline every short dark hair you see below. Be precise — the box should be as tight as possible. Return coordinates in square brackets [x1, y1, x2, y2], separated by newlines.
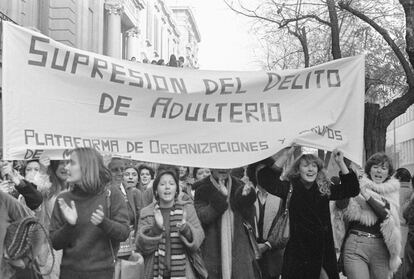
[157, 164, 179, 179]
[395, 168, 412, 182]
[138, 164, 155, 179]
[152, 170, 180, 201]
[364, 153, 394, 180]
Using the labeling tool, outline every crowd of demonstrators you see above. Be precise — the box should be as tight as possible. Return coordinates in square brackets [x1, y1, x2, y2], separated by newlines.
[2, 146, 414, 279]
[129, 54, 187, 67]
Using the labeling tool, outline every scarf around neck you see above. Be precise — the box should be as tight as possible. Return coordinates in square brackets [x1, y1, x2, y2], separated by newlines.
[210, 175, 234, 279]
[344, 175, 402, 274]
[153, 203, 186, 279]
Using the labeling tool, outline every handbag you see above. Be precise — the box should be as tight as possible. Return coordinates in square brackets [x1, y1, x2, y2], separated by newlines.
[186, 249, 208, 279]
[114, 252, 145, 279]
[243, 220, 262, 260]
[4, 216, 55, 277]
[106, 189, 145, 279]
[267, 184, 293, 250]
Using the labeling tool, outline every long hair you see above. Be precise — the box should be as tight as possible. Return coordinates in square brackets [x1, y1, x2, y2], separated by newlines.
[286, 154, 331, 196]
[72, 148, 112, 194]
[20, 160, 40, 177]
[47, 160, 68, 199]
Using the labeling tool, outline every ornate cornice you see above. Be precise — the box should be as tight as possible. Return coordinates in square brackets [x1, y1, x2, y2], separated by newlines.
[104, 1, 123, 15]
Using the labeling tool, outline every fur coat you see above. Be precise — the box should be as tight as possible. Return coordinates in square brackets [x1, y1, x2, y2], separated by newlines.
[342, 176, 402, 275]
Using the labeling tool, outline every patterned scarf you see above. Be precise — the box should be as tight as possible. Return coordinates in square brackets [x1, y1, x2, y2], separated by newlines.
[153, 203, 186, 279]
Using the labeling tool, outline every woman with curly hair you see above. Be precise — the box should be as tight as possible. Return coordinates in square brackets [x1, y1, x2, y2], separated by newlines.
[340, 153, 402, 279]
[137, 164, 155, 192]
[255, 147, 360, 279]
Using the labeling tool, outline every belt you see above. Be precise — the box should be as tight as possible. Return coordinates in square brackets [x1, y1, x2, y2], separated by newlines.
[350, 230, 382, 238]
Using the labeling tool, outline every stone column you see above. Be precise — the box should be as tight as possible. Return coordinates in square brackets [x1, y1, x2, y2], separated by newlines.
[105, 2, 123, 58]
[126, 27, 140, 60]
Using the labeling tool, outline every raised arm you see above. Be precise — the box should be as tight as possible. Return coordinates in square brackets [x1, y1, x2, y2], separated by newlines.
[329, 149, 360, 200]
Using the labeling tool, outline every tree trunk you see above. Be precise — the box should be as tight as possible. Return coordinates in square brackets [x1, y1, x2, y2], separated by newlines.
[400, 0, 414, 68]
[316, 0, 341, 166]
[364, 102, 388, 159]
[327, 0, 342, 59]
[300, 27, 310, 68]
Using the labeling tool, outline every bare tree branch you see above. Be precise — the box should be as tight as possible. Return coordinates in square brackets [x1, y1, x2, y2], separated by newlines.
[223, 0, 281, 24]
[339, 1, 414, 88]
[279, 14, 331, 28]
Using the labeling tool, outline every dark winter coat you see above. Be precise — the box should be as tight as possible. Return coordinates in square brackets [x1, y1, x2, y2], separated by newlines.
[403, 196, 414, 279]
[194, 175, 260, 279]
[259, 167, 359, 279]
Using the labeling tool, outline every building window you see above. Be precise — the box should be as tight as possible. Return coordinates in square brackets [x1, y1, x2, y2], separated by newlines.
[401, 139, 414, 165]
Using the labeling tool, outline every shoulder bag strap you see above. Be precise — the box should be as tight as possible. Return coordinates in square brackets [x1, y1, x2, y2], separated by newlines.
[285, 184, 293, 212]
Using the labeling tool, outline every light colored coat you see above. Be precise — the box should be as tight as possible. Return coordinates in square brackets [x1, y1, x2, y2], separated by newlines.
[136, 198, 205, 279]
[343, 176, 402, 275]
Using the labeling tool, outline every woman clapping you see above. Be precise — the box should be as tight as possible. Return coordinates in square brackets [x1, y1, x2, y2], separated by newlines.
[136, 170, 204, 279]
[49, 148, 130, 279]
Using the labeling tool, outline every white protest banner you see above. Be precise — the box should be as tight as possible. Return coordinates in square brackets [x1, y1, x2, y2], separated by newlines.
[2, 22, 365, 168]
